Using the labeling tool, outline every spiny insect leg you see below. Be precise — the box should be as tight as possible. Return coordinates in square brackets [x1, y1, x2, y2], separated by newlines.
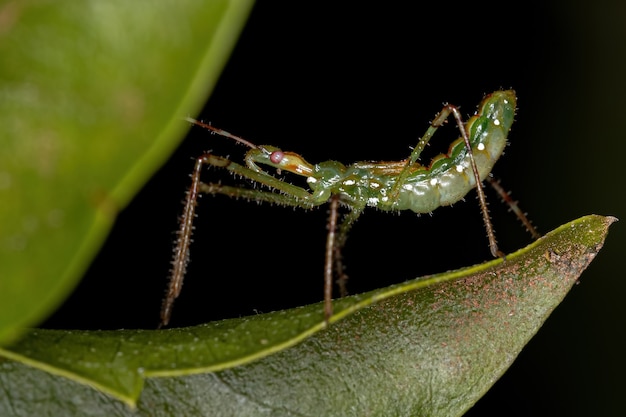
[445, 105, 503, 258]
[324, 195, 341, 322]
[390, 102, 503, 258]
[486, 176, 541, 240]
[333, 203, 366, 299]
[160, 154, 207, 328]
[161, 153, 319, 328]
[388, 115, 441, 202]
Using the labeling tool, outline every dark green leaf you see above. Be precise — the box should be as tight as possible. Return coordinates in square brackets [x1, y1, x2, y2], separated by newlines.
[0, 0, 254, 343]
[0, 215, 616, 416]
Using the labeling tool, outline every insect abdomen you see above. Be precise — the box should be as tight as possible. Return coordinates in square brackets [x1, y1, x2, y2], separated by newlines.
[393, 90, 516, 213]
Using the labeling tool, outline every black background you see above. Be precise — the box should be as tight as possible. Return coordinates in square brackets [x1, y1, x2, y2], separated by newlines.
[44, 2, 625, 416]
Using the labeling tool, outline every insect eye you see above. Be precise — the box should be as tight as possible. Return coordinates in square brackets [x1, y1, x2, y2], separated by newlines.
[270, 151, 284, 164]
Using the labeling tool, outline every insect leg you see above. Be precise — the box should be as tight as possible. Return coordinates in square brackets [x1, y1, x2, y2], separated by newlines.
[390, 103, 502, 258]
[198, 182, 318, 207]
[323, 198, 366, 321]
[446, 105, 503, 258]
[486, 176, 541, 240]
[324, 195, 340, 322]
[388, 117, 441, 202]
[388, 104, 470, 202]
[160, 153, 320, 328]
[333, 203, 366, 297]
[161, 154, 206, 328]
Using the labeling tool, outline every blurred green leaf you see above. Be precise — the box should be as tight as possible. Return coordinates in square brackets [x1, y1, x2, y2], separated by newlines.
[0, 0, 254, 343]
[0, 215, 615, 416]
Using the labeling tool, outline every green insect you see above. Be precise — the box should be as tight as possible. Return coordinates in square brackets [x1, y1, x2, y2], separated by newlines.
[160, 90, 539, 327]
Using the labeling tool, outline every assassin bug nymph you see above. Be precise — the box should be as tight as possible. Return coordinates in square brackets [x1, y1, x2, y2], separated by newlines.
[160, 90, 539, 327]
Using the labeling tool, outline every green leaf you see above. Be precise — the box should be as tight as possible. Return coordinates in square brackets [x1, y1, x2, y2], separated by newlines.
[0, 215, 615, 416]
[0, 1, 255, 344]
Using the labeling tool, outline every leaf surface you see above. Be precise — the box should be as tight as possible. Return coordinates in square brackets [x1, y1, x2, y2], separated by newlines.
[0, 215, 616, 416]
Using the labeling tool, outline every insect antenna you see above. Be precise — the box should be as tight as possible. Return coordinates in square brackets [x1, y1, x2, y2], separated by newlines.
[185, 117, 259, 149]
